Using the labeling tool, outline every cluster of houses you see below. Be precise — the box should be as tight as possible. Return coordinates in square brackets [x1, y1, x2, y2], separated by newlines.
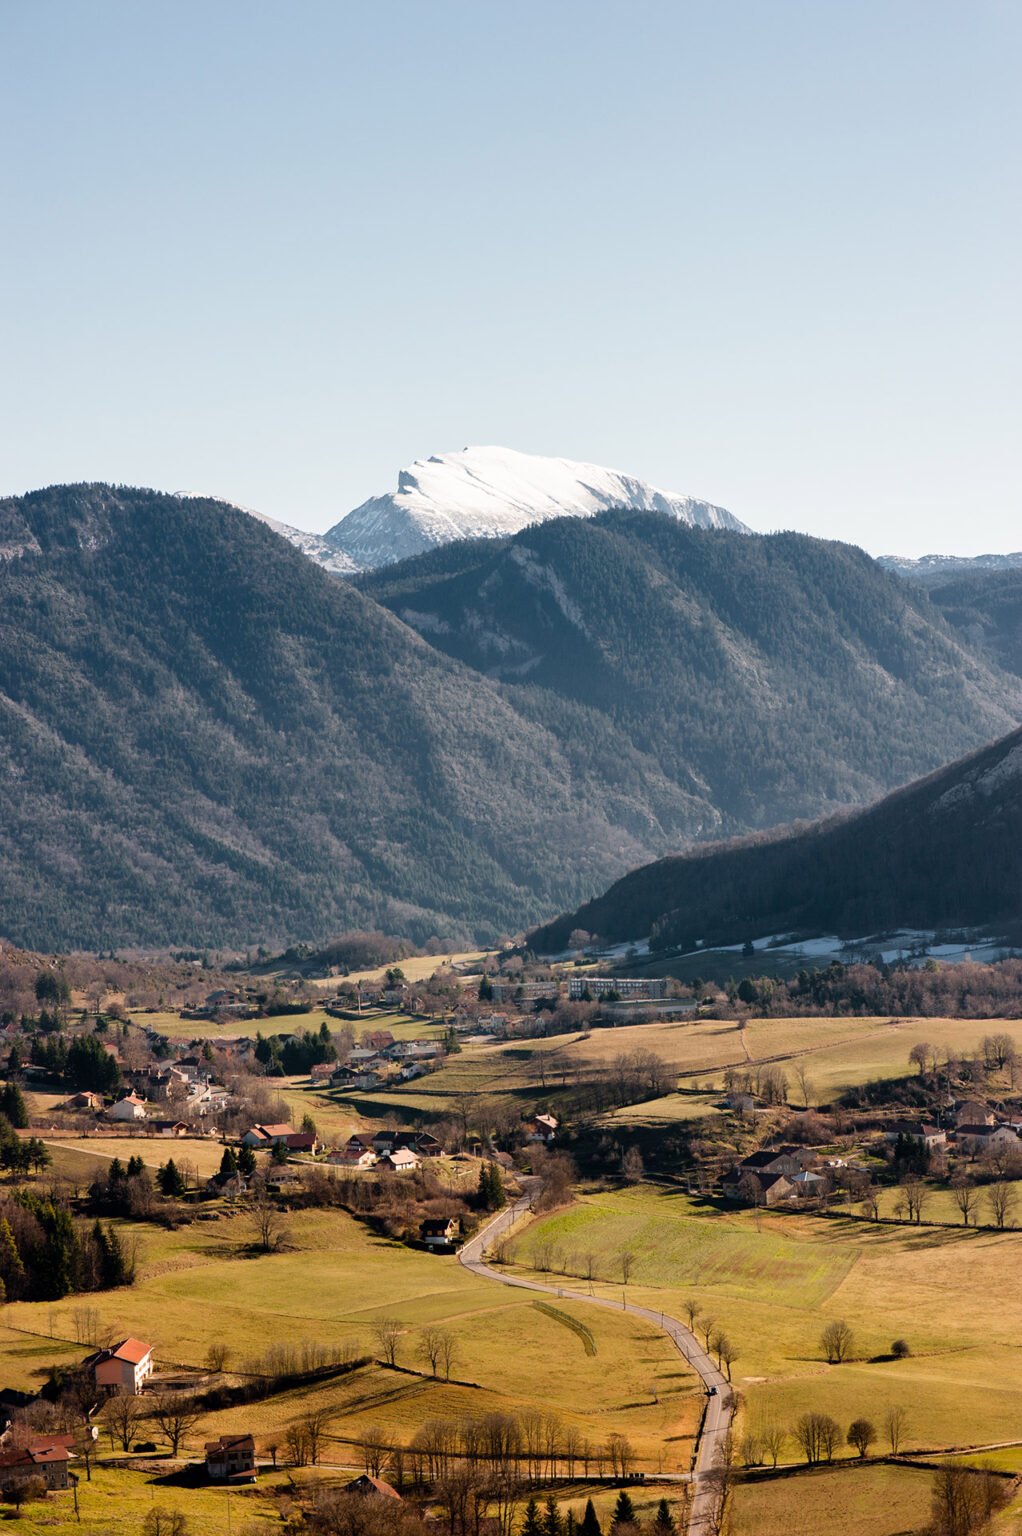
[721, 1146, 833, 1206]
[324, 1034, 445, 1093]
[62, 1059, 232, 1132]
[325, 1128, 443, 1172]
[723, 1095, 1022, 1208]
[884, 1097, 1022, 1157]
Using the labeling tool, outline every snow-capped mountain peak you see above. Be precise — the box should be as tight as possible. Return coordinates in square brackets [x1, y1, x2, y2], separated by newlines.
[324, 445, 749, 569]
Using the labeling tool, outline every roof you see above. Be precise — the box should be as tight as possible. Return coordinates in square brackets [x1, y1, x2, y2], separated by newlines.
[108, 1337, 152, 1365]
[205, 1434, 255, 1453]
[421, 1218, 457, 1235]
[386, 1148, 419, 1166]
[252, 1123, 293, 1138]
[347, 1474, 401, 1499]
[739, 1149, 790, 1169]
[0, 1439, 73, 1468]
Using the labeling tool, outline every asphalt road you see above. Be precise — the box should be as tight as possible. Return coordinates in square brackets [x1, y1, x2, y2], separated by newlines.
[459, 1191, 733, 1536]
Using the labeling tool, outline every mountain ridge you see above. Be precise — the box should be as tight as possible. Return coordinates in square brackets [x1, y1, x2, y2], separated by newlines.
[325, 445, 748, 568]
[1, 482, 1019, 952]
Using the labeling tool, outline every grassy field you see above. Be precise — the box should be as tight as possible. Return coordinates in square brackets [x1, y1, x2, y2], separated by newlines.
[505, 1182, 1022, 1458]
[303, 951, 488, 990]
[131, 1003, 451, 1043]
[730, 1463, 935, 1536]
[2, 1205, 701, 1471]
[10, 1463, 279, 1535]
[40, 1135, 229, 1181]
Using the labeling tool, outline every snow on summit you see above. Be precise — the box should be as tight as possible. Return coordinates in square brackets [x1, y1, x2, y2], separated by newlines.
[324, 446, 749, 569]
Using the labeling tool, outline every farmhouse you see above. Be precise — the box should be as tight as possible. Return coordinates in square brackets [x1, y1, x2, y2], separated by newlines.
[65, 1091, 104, 1112]
[107, 1092, 148, 1123]
[346, 1474, 401, 1500]
[421, 1216, 459, 1249]
[0, 1435, 75, 1492]
[532, 1113, 558, 1142]
[205, 1433, 256, 1482]
[149, 1120, 189, 1138]
[722, 1168, 795, 1206]
[85, 1337, 154, 1395]
[382, 1147, 420, 1173]
[361, 1030, 395, 1051]
[954, 1100, 995, 1128]
[884, 1120, 947, 1147]
[733, 1146, 813, 1177]
[327, 1146, 377, 1169]
[242, 1124, 319, 1153]
[955, 1123, 1021, 1153]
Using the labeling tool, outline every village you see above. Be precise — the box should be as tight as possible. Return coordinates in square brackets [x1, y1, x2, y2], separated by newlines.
[3, 946, 1022, 1533]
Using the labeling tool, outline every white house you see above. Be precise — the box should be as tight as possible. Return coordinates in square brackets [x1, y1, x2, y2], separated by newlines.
[108, 1093, 148, 1123]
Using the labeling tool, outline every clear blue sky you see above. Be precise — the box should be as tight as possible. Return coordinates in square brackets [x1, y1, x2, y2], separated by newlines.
[2, 1, 1018, 554]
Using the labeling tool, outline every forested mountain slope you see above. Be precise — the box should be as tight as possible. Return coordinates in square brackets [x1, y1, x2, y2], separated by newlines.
[1, 487, 1019, 953]
[922, 569, 1022, 680]
[0, 486, 714, 950]
[364, 514, 1020, 831]
[529, 727, 1022, 953]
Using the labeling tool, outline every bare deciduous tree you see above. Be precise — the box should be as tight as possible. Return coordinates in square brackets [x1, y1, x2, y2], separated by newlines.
[884, 1404, 909, 1455]
[987, 1179, 1018, 1230]
[760, 1422, 786, 1468]
[821, 1319, 853, 1363]
[374, 1317, 403, 1367]
[248, 1194, 288, 1253]
[950, 1173, 977, 1227]
[149, 1393, 203, 1457]
[106, 1392, 145, 1452]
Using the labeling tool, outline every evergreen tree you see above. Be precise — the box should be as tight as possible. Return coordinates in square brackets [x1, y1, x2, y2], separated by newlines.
[96, 1222, 128, 1288]
[0, 1082, 28, 1129]
[652, 1498, 677, 1535]
[565, 1514, 578, 1536]
[611, 1491, 636, 1531]
[521, 1498, 543, 1536]
[219, 1146, 239, 1177]
[478, 974, 493, 1001]
[0, 1216, 25, 1299]
[35, 1202, 76, 1299]
[579, 1500, 602, 1536]
[158, 1159, 185, 1197]
[541, 1496, 563, 1536]
[7, 1044, 21, 1074]
[238, 1143, 256, 1176]
[126, 1155, 145, 1179]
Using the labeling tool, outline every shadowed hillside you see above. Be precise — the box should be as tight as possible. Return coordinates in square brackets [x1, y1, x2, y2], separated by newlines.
[529, 728, 1022, 953]
[365, 513, 1020, 830]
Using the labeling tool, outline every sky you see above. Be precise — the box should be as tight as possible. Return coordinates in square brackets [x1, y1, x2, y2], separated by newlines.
[1, 1, 1019, 555]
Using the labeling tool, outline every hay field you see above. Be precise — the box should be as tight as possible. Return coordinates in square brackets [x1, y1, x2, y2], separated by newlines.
[506, 1183, 1022, 1455]
[2, 1205, 700, 1470]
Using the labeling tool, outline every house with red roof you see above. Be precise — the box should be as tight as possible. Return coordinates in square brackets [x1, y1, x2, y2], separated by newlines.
[84, 1337, 154, 1395]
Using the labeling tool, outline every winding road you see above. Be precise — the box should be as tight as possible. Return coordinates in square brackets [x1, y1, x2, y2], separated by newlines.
[459, 1191, 732, 1535]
